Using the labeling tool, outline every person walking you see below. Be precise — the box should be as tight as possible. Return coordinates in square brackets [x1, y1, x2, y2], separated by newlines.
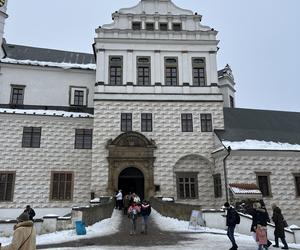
[140, 200, 151, 234]
[123, 194, 130, 215]
[115, 190, 123, 210]
[224, 202, 240, 250]
[1, 212, 36, 250]
[256, 224, 268, 250]
[272, 204, 289, 249]
[128, 202, 141, 235]
[24, 205, 36, 221]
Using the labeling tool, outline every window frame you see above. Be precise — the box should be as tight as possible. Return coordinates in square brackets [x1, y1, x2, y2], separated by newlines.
[159, 23, 168, 31]
[181, 113, 193, 132]
[172, 23, 182, 31]
[109, 56, 123, 85]
[50, 171, 74, 201]
[200, 113, 213, 132]
[293, 173, 300, 197]
[0, 172, 16, 202]
[69, 86, 88, 107]
[145, 22, 155, 31]
[213, 174, 222, 198]
[141, 113, 153, 132]
[176, 172, 198, 199]
[136, 57, 151, 86]
[132, 22, 142, 30]
[256, 172, 272, 197]
[192, 58, 206, 86]
[164, 57, 178, 86]
[22, 127, 42, 148]
[121, 113, 132, 132]
[74, 129, 93, 149]
[10, 84, 25, 105]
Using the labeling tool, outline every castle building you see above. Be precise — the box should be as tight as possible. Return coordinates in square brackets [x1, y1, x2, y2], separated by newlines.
[0, 0, 299, 224]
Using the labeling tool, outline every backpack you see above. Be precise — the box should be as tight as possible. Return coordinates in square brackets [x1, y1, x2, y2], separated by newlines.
[235, 210, 241, 224]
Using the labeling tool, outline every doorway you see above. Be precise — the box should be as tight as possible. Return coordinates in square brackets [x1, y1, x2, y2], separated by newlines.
[118, 167, 145, 201]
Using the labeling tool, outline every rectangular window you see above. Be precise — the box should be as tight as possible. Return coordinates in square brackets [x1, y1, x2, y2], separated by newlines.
[213, 174, 222, 198]
[121, 113, 132, 132]
[141, 113, 152, 132]
[257, 174, 271, 197]
[294, 174, 300, 197]
[51, 172, 73, 201]
[109, 56, 123, 85]
[0, 172, 15, 202]
[176, 172, 198, 199]
[137, 57, 151, 86]
[165, 57, 178, 86]
[192, 58, 206, 86]
[230, 96, 235, 108]
[159, 23, 168, 31]
[22, 127, 41, 148]
[146, 23, 154, 31]
[10, 85, 25, 105]
[181, 113, 193, 132]
[132, 22, 141, 30]
[172, 23, 182, 31]
[200, 114, 212, 132]
[74, 90, 84, 106]
[75, 129, 93, 149]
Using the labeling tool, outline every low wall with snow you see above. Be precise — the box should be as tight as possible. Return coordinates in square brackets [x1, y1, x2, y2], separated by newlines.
[150, 197, 201, 221]
[202, 210, 296, 243]
[72, 197, 114, 226]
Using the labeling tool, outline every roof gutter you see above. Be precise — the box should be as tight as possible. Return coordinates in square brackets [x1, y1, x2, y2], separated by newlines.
[223, 146, 231, 203]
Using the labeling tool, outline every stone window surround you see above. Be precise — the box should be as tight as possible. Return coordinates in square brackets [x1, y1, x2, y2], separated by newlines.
[136, 56, 151, 86]
[192, 57, 206, 86]
[10, 84, 26, 105]
[0, 171, 16, 202]
[74, 129, 93, 149]
[121, 113, 132, 132]
[109, 56, 123, 85]
[181, 113, 193, 132]
[213, 173, 222, 198]
[200, 113, 213, 132]
[293, 173, 300, 198]
[50, 171, 74, 201]
[22, 127, 42, 148]
[141, 113, 153, 132]
[69, 86, 88, 107]
[176, 172, 199, 199]
[164, 57, 179, 86]
[255, 171, 272, 197]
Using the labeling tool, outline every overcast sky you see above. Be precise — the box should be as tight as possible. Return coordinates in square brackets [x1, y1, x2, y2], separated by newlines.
[4, 0, 300, 112]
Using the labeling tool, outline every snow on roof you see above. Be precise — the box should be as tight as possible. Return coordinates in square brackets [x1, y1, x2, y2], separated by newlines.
[229, 183, 262, 195]
[1, 57, 96, 70]
[223, 140, 300, 151]
[0, 108, 93, 118]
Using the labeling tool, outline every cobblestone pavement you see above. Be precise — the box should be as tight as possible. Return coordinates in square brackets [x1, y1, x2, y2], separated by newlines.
[37, 210, 262, 250]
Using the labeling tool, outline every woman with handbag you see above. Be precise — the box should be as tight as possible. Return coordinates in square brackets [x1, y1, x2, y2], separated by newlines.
[1, 212, 36, 250]
[272, 204, 289, 249]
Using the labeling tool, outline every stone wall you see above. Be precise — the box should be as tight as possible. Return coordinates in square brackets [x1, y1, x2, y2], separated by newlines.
[92, 100, 224, 208]
[0, 113, 93, 209]
[150, 197, 201, 221]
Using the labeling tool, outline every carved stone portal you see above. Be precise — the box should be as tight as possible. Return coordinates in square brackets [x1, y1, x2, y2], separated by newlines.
[106, 132, 156, 199]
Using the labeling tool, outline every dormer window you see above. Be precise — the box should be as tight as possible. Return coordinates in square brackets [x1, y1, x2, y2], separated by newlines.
[132, 22, 141, 30]
[146, 23, 154, 31]
[172, 23, 182, 31]
[159, 23, 168, 31]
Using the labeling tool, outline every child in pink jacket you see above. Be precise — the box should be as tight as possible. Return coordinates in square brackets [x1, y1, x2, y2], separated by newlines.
[256, 224, 267, 250]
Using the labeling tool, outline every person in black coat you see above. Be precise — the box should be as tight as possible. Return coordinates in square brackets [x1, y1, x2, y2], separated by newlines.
[224, 202, 239, 250]
[272, 204, 289, 249]
[140, 200, 151, 234]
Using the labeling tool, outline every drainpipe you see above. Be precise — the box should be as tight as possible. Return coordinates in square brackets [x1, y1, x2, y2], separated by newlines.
[223, 146, 231, 203]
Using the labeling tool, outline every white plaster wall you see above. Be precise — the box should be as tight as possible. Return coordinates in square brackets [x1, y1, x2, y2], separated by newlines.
[92, 100, 224, 209]
[0, 64, 95, 107]
[221, 150, 300, 224]
[0, 113, 93, 210]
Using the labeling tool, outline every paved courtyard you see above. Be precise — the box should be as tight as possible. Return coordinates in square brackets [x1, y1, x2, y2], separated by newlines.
[37, 210, 259, 250]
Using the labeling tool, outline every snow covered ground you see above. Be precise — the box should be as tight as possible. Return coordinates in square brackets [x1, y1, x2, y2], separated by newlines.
[1, 209, 300, 249]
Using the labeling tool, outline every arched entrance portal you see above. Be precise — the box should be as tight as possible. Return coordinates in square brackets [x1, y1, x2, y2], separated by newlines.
[107, 132, 156, 199]
[118, 167, 145, 200]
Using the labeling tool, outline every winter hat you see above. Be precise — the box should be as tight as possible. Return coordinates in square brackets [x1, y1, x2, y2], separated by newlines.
[17, 212, 30, 222]
[224, 202, 230, 208]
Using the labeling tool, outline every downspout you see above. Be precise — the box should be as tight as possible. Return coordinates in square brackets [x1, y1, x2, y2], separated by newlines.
[223, 146, 231, 202]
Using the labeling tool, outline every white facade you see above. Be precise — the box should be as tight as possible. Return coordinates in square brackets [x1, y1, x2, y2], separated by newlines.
[0, 0, 299, 225]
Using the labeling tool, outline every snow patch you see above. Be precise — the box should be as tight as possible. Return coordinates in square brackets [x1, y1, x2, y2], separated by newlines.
[1, 58, 96, 70]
